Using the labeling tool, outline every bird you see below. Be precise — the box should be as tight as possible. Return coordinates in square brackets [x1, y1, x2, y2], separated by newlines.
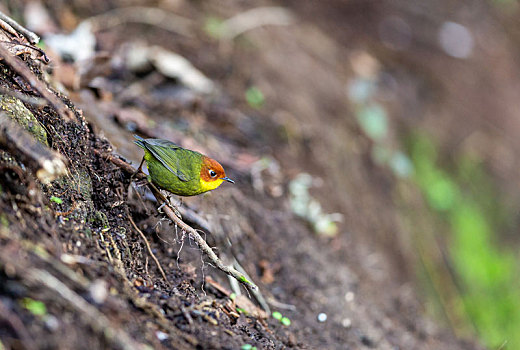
[134, 135, 234, 196]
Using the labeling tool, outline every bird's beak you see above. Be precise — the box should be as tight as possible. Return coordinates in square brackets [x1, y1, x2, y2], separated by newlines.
[220, 177, 235, 184]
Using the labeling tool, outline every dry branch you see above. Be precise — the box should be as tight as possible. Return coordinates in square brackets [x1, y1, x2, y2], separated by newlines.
[86, 7, 193, 37]
[0, 11, 40, 44]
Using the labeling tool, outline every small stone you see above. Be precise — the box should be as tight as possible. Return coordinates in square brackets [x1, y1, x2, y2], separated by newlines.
[342, 318, 352, 328]
[156, 331, 168, 341]
[89, 279, 108, 304]
[44, 315, 60, 331]
[317, 313, 327, 322]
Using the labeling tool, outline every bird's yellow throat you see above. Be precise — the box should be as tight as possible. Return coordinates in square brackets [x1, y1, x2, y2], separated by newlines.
[198, 178, 224, 193]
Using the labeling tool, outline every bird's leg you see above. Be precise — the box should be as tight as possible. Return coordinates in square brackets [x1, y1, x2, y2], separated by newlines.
[131, 157, 146, 179]
[166, 195, 182, 208]
[131, 157, 151, 190]
[157, 200, 168, 212]
[146, 182, 182, 219]
[130, 157, 147, 186]
[156, 192, 182, 219]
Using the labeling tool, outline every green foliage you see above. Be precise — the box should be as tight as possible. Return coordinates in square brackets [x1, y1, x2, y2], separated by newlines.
[280, 317, 291, 326]
[272, 311, 282, 320]
[21, 298, 47, 316]
[407, 132, 520, 349]
[271, 311, 291, 326]
[245, 86, 265, 109]
[356, 104, 388, 141]
[389, 151, 414, 178]
[238, 275, 250, 284]
[204, 17, 224, 38]
[50, 196, 63, 204]
[241, 345, 256, 350]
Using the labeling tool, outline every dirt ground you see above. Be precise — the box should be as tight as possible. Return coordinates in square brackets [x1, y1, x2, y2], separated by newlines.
[0, 0, 498, 349]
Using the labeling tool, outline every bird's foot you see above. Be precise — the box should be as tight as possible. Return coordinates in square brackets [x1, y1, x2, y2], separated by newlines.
[133, 178, 149, 188]
[157, 197, 182, 219]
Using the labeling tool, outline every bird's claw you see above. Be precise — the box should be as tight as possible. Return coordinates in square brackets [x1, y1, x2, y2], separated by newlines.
[157, 198, 182, 219]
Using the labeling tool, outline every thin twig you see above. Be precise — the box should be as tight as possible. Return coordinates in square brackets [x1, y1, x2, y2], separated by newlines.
[0, 11, 40, 44]
[266, 297, 296, 311]
[220, 7, 294, 40]
[101, 151, 258, 291]
[0, 40, 50, 64]
[0, 43, 73, 120]
[86, 7, 193, 37]
[128, 211, 169, 285]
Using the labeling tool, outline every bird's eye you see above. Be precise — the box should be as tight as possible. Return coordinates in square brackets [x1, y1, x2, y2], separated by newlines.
[209, 170, 217, 178]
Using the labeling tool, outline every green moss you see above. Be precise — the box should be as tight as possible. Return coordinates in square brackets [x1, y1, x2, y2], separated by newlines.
[90, 211, 110, 230]
[0, 95, 48, 145]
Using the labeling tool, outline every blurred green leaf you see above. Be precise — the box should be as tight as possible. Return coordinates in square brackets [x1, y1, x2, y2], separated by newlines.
[425, 175, 457, 211]
[407, 132, 520, 349]
[356, 104, 388, 141]
[21, 298, 47, 316]
[389, 151, 414, 178]
[50, 196, 63, 204]
[245, 86, 265, 109]
[272, 311, 283, 320]
[204, 17, 224, 38]
[280, 317, 291, 326]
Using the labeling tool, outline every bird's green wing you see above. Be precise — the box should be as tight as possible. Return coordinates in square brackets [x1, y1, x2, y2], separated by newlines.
[139, 138, 190, 182]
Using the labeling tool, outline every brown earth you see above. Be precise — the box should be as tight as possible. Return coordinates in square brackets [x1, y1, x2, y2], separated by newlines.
[0, 0, 499, 349]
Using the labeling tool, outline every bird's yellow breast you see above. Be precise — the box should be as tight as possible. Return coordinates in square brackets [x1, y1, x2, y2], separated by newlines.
[199, 178, 224, 193]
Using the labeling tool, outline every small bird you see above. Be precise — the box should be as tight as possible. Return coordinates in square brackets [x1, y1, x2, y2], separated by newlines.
[134, 135, 234, 196]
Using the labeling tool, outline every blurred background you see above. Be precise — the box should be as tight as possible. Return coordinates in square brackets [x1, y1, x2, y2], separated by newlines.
[4, 0, 520, 348]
